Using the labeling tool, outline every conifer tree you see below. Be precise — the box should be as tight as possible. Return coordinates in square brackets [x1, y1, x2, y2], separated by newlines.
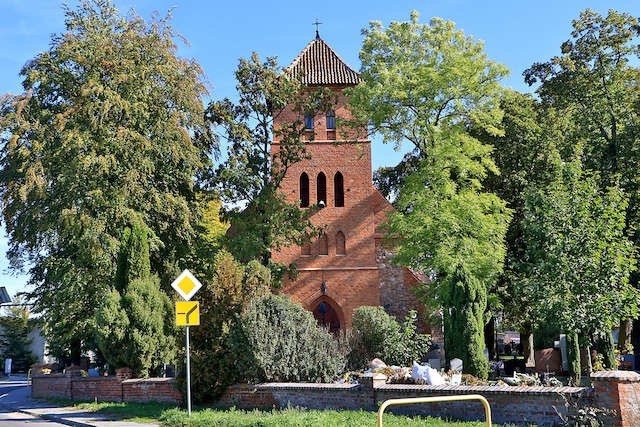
[95, 224, 176, 377]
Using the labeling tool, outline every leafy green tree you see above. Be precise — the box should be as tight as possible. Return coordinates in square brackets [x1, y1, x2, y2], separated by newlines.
[349, 11, 511, 378]
[524, 9, 640, 348]
[0, 0, 212, 362]
[349, 11, 507, 155]
[189, 250, 271, 402]
[95, 224, 177, 377]
[474, 91, 566, 362]
[519, 159, 637, 379]
[181, 197, 228, 280]
[206, 54, 334, 280]
[0, 298, 37, 372]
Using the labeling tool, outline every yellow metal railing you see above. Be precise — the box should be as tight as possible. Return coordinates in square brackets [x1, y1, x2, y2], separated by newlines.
[377, 394, 492, 427]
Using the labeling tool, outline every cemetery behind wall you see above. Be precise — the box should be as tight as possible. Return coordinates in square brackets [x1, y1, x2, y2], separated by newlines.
[33, 370, 640, 425]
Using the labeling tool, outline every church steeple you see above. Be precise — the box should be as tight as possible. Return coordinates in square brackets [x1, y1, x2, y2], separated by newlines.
[287, 37, 361, 86]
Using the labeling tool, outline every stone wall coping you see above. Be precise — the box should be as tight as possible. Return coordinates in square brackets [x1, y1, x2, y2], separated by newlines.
[591, 370, 640, 382]
[254, 382, 359, 390]
[246, 381, 590, 396]
[33, 375, 177, 383]
[377, 383, 591, 396]
[123, 378, 176, 384]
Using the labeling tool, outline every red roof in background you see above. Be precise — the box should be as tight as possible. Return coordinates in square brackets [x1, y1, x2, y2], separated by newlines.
[288, 37, 361, 86]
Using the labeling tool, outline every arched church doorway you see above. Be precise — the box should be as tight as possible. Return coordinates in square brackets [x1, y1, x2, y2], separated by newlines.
[312, 299, 341, 333]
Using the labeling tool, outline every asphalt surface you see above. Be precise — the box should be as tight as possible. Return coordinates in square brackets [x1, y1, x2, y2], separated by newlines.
[0, 376, 158, 427]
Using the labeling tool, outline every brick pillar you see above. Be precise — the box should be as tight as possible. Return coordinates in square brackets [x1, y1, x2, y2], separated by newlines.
[592, 370, 640, 426]
[359, 373, 386, 411]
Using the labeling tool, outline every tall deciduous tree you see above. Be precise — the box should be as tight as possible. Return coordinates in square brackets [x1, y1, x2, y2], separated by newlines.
[524, 9, 640, 348]
[474, 91, 566, 363]
[349, 11, 511, 378]
[206, 54, 334, 280]
[0, 0, 212, 361]
[519, 159, 637, 378]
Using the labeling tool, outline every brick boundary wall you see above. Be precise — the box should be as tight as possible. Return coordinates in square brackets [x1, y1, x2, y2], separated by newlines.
[217, 373, 591, 425]
[31, 371, 640, 425]
[31, 375, 182, 405]
[217, 372, 640, 426]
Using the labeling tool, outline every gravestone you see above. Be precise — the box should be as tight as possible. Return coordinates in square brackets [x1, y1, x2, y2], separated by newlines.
[559, 334, 568, 372]
[450, 358, 463, 372]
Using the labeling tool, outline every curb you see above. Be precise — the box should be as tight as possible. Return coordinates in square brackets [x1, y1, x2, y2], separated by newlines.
[16, 407, 95, 427]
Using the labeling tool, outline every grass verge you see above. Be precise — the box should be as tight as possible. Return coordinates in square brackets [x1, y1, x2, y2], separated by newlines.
[50, 399, 491, 426]
[159, 407, 490, 426]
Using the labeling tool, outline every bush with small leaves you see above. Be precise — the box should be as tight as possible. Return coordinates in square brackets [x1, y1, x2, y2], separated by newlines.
[229, 294, 346, 383]
[348, 306, 431, 370]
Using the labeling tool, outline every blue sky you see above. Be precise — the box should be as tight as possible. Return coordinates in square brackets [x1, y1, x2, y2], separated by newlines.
[1, 0, 639, 298]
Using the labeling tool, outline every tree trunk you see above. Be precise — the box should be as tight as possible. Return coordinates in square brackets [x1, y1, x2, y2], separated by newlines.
[618, 318, 632, 351]
[597, 330, 617, 369]
[566, 332, 581, 385]
[70, 338, 82, 367]
[485, 317, 496, 360]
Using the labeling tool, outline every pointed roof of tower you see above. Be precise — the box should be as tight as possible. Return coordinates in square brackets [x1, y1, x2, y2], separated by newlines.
[288, 37, 361, 86]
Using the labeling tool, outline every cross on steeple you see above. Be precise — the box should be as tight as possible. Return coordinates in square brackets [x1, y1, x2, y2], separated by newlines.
[313, 19, 322, 39]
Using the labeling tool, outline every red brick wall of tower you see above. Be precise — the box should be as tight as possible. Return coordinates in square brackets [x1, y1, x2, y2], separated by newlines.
[271, 85, 380, 329]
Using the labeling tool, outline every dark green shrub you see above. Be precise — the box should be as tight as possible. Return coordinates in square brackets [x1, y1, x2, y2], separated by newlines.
[348, 306, 431, 369]
[229, 294, 345, 383]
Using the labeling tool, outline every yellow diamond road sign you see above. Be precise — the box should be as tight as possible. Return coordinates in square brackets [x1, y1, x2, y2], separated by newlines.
[171, 269, 202, 301]
[176, 301, 199, 326]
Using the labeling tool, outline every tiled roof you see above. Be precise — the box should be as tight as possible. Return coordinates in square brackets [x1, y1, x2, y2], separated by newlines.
[288, 36, 361, 86]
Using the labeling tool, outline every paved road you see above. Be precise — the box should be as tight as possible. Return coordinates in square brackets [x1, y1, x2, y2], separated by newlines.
[0, 409, 71, 426]
[0, 376, 157, 427]
[0, 381, 69, 426]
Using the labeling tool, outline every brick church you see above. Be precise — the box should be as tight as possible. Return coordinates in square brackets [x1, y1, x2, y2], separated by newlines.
[271, 34, 441, 345]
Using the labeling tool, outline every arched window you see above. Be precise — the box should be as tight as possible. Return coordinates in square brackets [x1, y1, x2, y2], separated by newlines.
[301, 243, 311, 256]
[326, 110, 336, 130]
[300, 173, 309, 207]
[334, 172, 344, 207]
[313, 300, 341, 333]
[304, 113, 314, 130]
[317, 172, 326, 206]
[318, 233, 328, 255]
[336, 231, 346, 255]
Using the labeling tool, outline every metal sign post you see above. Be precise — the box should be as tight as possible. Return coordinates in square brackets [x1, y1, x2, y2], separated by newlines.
[186, 325, 191, 416]
[171, 269, 202, 417]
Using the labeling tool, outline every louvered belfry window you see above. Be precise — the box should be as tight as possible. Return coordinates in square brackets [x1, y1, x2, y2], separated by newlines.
[300, 173, 310, 207]
[334, 172, 344, 207]
[317, 172, 327, 206]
